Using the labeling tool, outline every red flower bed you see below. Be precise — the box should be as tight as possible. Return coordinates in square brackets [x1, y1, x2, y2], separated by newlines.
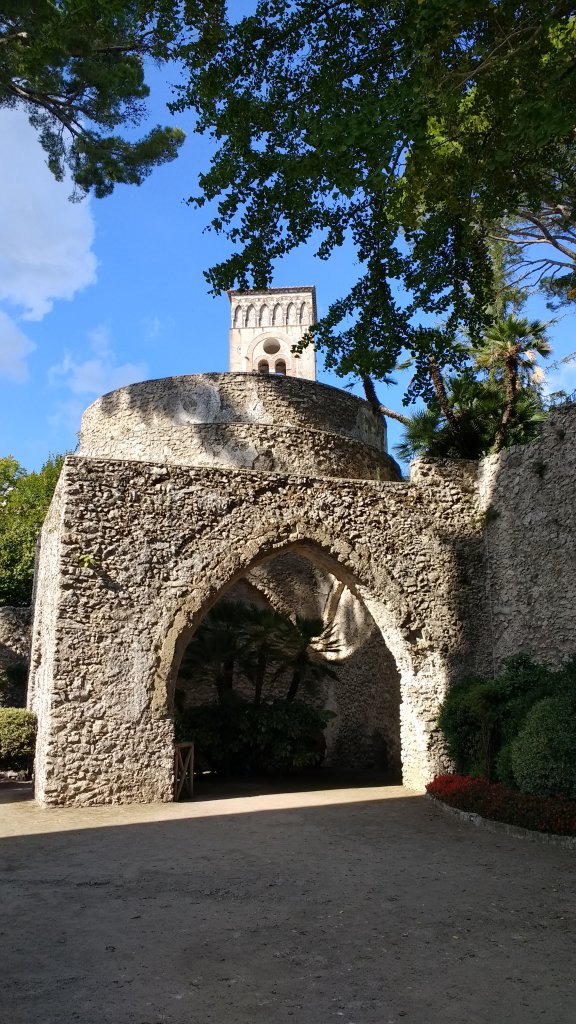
[427, 774, 576, 836]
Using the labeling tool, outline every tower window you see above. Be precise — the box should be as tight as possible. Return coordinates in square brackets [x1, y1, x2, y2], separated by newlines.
[275, 360, 287, 375]
[263, 338, 281, 355]
[258, 360, 270, 374]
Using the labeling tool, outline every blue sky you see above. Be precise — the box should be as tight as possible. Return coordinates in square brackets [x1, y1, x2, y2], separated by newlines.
[1, 13, 575, 472]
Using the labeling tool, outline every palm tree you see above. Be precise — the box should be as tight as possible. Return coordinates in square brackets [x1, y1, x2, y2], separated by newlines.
[237, 604, 294, 705]
[276, 616, 339, 703]
[180, 600, 252, 705]
[394, 370, 546, 462]
[180, 601, 340, 707]
[473, 315, 551, 451]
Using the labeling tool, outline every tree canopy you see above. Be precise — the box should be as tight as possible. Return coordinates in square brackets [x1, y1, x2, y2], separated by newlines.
[0, 454, 64, 606]
[0, 0, 221, 197]
[176, 0, 576, 393]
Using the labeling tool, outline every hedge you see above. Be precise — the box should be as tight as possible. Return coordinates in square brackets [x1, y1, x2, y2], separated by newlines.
[0, 708, 36, 773]
[511, 694, 576, 799]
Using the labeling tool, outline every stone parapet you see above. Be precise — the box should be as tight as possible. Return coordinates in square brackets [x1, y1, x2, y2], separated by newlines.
[78, 373, 395, 479]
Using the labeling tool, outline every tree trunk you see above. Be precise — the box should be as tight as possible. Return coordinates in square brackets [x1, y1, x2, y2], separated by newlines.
[285, 667, 301, 703]
[253, 649, 267, 706]
[362, 375, 410, 425]
[494, 349, 519, 452]
[428, 358, 461, 432]
[216, 659, 235, 705]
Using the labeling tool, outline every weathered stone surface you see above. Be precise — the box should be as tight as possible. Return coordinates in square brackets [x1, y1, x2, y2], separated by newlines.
[29, 440, 488, 805]
[31, 376, 576, 808]
[78, 373, 397, 479]
[0, 607, 31, 665]
[478, 403, 576, 669]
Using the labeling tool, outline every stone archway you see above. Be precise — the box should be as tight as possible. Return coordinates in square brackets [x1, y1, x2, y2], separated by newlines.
[29, 374, 489, 806]
[156, 537, 436, 793]
[171, 546, 403, 776]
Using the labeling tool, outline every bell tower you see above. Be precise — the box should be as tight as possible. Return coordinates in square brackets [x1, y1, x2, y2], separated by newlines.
[228, 286, 317, 380]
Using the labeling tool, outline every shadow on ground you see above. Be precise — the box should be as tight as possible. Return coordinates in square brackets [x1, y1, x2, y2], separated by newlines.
[0, 778, 574, 1024]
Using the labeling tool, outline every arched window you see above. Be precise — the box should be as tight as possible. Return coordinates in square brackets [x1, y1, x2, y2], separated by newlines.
[233, 305, 242, 328]
[246, 305, 256, 327]
[299, 302, 309, 325]
[272, 303, 283, 326]
[275, 360, 287, 375]
[259, 305, 270, 327]
[258, 360, 270, 374]
[286, 302, 297, 323]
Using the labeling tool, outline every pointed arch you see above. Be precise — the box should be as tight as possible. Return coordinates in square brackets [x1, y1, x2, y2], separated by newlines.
[259, 304, 270, 327]
[286, 301, 297, 324]
[272, 303, 283, 326]
[246, 304, 256, 327]
[233, 305, 242, 328]
[153, 530, 434, 786]
[299, 302, 310, 325]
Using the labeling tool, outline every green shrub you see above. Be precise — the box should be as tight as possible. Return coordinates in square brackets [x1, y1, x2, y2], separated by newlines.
[175, 700, 334, 775]
[0, 708, 36, 773]
[511, 694, 576, 799]
[0, 661, 28, 708]
[438, 677, 504, 778]
[494, 742, 516, 787]
[438, 655, 575, 781]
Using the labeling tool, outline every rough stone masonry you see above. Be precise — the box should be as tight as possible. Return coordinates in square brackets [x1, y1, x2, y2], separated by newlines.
[26, 371, 576, 806]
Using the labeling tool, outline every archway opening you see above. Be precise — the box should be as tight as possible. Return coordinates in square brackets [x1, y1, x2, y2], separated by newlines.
[257, 360, 270, 374]
[171, 546, 402, 792]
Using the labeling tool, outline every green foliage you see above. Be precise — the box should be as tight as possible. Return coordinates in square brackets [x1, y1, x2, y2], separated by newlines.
[394, 371, 545, 461]
[0, 0, 223, 196]
[437, 655, 572, 782]
[0, 708, 36, 773]
[438, 677, 503, 779]
[175, 700, 334, 775]
[179, 599, 338, 706]
[0, 454, 64, 606]
[511, 694, 576, 799]
[177, 1, 576, 390]
[176, 599, 339, 775]
[0, 661, 28, 708]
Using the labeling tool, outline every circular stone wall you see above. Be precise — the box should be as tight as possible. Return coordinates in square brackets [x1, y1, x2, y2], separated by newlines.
[78, 373, 401, 481]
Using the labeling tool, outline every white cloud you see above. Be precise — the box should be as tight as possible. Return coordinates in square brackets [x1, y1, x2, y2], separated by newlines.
[545, 355, 576, 400]
[49, 325, 148, 397]
[0, 107, 97, 386]
[0, 311, 36, 381]
[48, 397, 87, 436]
[142, 315, 163, 340]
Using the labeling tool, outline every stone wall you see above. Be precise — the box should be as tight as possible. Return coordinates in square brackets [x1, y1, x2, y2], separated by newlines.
[29, 451, 489, 805]
[78, 374, 395, 478]
[478, 402, 576, 670]
[27, 377, 576, 808]
[0, 607, 31, 669]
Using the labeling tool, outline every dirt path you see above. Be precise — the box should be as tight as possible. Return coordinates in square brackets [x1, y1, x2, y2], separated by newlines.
[0, 778, 574, 1024]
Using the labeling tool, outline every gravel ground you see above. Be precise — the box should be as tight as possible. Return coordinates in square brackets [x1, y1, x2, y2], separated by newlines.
[0, 775, 574, 1024]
